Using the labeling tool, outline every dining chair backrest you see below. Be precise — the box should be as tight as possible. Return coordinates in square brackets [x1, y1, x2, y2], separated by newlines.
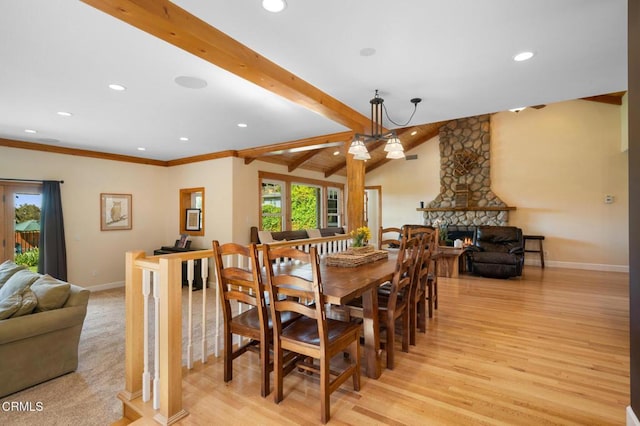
[387, 235, 419, 310]
[263, 245, 327, 343]
[212, 241, 267, 326]
[379, 226, 403, 250]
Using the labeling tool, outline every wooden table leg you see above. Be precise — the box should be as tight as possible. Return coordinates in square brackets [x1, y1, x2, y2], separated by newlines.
[361, 288, 382, 379]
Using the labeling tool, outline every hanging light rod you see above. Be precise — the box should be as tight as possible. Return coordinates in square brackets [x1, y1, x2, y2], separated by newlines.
[349, 90, 422, 160]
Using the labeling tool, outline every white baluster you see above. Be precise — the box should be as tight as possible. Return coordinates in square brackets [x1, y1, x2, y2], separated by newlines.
[200, 257, 208, 363]
[186, 259, 194, 369]
[152, 270, 160, 410]
[142, 269, 151, 402]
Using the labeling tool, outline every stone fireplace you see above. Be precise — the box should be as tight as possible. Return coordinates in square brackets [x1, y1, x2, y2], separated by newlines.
[422, 114, 514, 226]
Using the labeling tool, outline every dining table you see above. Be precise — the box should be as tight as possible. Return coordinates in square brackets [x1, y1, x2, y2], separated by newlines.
[277, 252, 398, 379]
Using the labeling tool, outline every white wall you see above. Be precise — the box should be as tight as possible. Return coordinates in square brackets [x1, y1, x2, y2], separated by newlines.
[366, 99, 629, 270]
[0, 147, 169, 288]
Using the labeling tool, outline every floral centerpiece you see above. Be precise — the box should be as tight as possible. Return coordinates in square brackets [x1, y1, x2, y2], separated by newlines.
[431, 218, 450, 245]
[351, 226, 371, 247]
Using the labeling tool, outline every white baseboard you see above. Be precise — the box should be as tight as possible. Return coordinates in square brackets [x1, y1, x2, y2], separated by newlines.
[86, 281, 125, 292]
[524, 259, 629, 273]
[628, 406, 640, 426]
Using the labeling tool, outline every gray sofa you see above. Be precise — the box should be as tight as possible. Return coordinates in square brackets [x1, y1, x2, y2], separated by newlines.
[0, 261, 90, 397]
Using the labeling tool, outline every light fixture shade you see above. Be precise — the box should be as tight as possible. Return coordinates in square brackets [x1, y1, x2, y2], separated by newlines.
[348, 139, 368, 155]
[384, 137, 404, 152]
[353, 151, 371, 160]
[386, 150, 405, 159]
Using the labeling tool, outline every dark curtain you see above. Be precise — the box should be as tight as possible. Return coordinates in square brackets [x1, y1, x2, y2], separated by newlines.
[38, 181, 67, 280]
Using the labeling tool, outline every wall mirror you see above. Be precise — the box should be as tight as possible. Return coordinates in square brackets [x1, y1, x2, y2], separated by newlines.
[180, 187, 204, 236]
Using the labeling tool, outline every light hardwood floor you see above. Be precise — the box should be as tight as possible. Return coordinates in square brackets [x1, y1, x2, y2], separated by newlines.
[165, 266, 629, 425]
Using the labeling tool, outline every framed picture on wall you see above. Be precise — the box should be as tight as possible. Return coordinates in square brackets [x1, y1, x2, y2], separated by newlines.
[101, 193, 132, 231]
[185, 208, 201, 231]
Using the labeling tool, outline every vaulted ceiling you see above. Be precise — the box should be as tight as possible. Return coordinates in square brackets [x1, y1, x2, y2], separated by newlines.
[0, 1, 627, 176]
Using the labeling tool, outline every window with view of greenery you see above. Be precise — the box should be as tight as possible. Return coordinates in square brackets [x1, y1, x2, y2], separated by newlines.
[261, 181, 283, 231]
[291, 184, 320, 230]
[259, 172, 343, 232]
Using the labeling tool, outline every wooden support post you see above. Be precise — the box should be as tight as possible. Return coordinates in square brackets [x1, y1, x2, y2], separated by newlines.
[154, 257, 189, 425]
[121, 250, 145, 401]
[346, 151, 365, 232]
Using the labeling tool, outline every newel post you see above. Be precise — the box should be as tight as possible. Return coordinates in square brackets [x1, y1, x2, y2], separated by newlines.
[154, 256, 188, 425]
[122, 250, 145, 400]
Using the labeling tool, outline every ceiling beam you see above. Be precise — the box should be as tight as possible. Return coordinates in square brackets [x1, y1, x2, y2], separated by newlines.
[236, 131, 352, 159]
[580, 91, 626, 106]
[288, 149, 323, 173]
[81, 0, 372, 132]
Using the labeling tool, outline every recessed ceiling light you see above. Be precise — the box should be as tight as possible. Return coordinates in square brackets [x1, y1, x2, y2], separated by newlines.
[24, 129, 37, 134]
[237, 123, 248, 128]
[57, 111, 73, 117]
[179, 137, 189, 142]
[109, 83, 126, 91]
[262, 0, 286, 12]
[509, 107, 526, 113]
[411, 130, 418, 136]
[333, 151, 340, 156]
[137, 147, 146, 151]
[513, 51, 535, 62]
[174, 76, 208, 89]
[360, 47, 376, 57]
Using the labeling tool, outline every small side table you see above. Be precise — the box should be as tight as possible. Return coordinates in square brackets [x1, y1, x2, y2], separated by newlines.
[523, 235, 545, 268]
[434, 246, 465, 277]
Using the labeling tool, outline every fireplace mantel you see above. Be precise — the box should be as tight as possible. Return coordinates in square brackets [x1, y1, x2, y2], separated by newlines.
[417, 206, 516, 212]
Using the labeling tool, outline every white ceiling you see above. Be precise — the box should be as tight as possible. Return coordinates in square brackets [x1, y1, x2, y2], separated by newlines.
[0, 0, 627, 162]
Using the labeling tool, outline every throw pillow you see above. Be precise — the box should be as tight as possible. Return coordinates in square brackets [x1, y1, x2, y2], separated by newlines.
[0, 260, 26, 289]
[0, 292, 22, 320]
[306, 229, 322, 239]
[257, 230, 274, 243]
[30, 274, 71, 312]
[11, 288, 38, 318]
[0, 269, 40, 301]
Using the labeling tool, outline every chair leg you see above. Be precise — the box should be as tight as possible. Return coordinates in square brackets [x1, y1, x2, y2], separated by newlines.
[350, 339, 361, 391]
[434, 279, 438, 310]
[224, 329, 233, 382]
[409, 297, 417, 346]
[320, 356, 331, 424]
[386, 318, 395, 369]
[402, 310, 410, 353]
[427, 281, 434, 318]
[274, 343, 284, 404]
[260, 339, 270, 398]
[418, 293, 426, 333]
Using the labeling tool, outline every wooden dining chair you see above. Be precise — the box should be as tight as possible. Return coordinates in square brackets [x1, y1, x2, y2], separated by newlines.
[408, 229, 436, 345]
[406, 226, 439, 320]
[347, 235, 419, 369]
[379, 226, 403, 250]
[212, 241, 299, 397]
[263, 244, 361, 424]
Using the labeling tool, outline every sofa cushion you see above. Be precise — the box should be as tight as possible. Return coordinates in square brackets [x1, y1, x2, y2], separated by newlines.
[0, 260, 26, 289]
[30, 274, 71, 312]
[0, 292, 22, 320]
[10, 288, 38, 318]
[0, 269, 40, 301]
[257, 230, 274, 243]
[306, 229, 322, 238]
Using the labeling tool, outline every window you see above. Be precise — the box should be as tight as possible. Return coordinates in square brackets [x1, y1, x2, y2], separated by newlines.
[0, 182, 42, 269]
[327, 188, 341, 227]
[261, 180, 284, 232]
[258, 172, 344, 231]
[291, 184, 321, 230]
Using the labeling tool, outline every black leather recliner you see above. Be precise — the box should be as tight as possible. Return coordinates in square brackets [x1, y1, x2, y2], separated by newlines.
[467, 226, 524, 279]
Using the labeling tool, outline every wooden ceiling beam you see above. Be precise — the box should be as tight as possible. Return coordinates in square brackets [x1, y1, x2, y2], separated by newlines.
[580, 91, 626, 106]
[288, 149, 323, 172]
[81, 0, 372, 132]
[236, 131, 351, 159]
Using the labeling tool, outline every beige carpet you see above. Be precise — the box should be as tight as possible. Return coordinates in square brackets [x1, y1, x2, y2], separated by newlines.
[0, 285, 231, 425]
[0, 288, 126, 425]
